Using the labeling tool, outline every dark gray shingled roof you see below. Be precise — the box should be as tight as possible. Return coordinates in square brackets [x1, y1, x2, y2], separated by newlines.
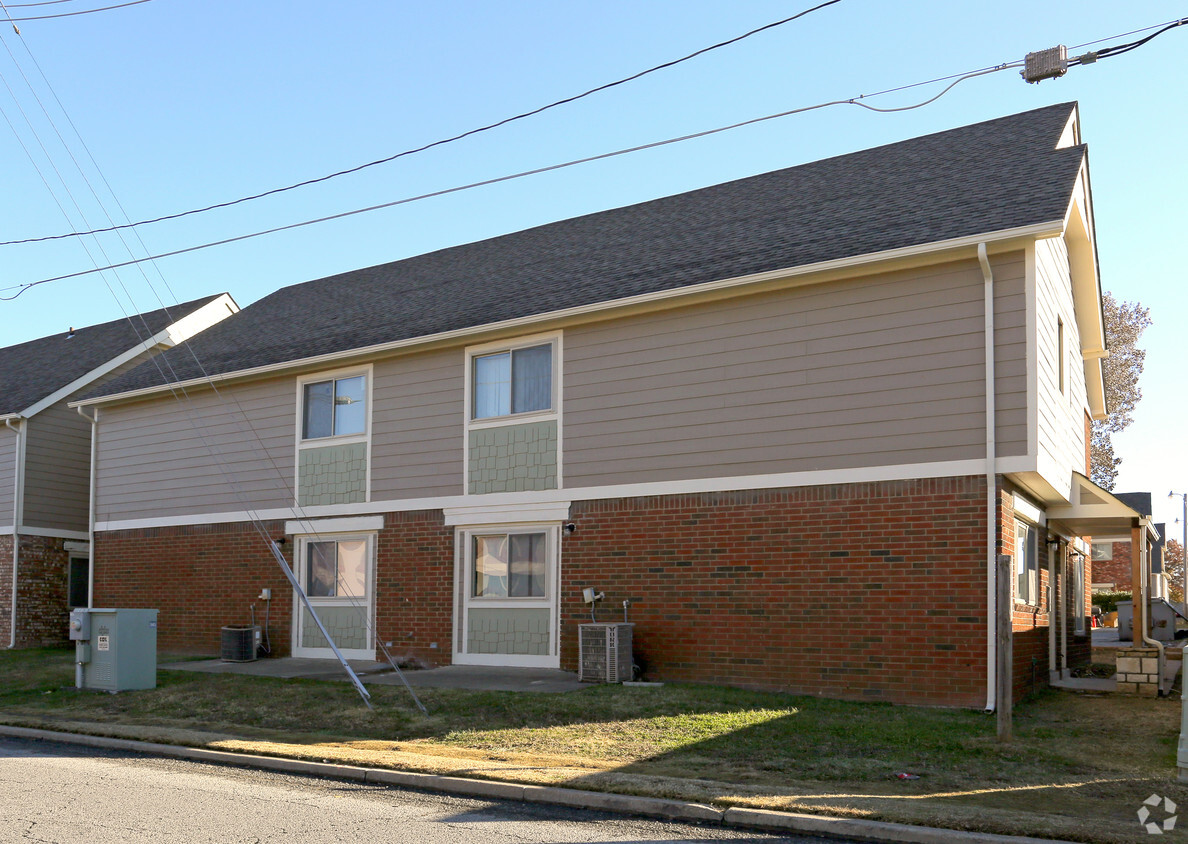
[1, 295, 223, 415]
[97, 102, 1085, 398]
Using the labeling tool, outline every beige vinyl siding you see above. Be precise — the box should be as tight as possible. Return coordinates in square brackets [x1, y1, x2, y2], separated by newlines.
[0, 426, 15, 521]
[22, 402, 91, 531]
[95, 377, 295, 522]
[370, 348, 464, 499]
[15, 349, 162, 531]
[1035, 236, 1089, 486]
[993, 253, 1029, 456]
[564, 255, 1028, 487]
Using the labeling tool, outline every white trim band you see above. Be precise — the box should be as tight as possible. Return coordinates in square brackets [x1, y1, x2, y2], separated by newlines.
[99, 458, 991, 532]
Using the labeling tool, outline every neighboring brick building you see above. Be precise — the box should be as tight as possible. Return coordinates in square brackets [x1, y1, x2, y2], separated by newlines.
[0, 295, 237, 648]
[80, 104, 1127, 708]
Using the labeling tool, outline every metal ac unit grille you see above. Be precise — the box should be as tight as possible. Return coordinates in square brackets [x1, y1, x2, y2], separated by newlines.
[220, 625, 260, 662]
[578, 623, 633, 683]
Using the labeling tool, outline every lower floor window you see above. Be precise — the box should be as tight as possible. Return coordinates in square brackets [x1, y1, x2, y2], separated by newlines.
[473, 532, 547, 598]
[306, 538, 368, 598]
[1016, 520, 1040, 606]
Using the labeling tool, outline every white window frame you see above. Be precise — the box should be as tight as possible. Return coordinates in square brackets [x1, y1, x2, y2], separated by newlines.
[1073, 550, 1086, 635]
[453, 522, 561, 668]
[464, 333, 560, 430]
[463, 332, 563, 493]
[1016, 518, 1041, 607]
[293, 365, 373, 504]
[291, 530, 377, 660]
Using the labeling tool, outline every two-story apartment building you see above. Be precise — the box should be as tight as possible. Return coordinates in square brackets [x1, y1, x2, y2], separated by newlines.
[76, 103, 1125, 707]
[1, 294, 237, 647]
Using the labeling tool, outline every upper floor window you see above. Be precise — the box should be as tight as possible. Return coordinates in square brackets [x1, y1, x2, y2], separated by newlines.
[302, 374, 367, 439]
[472, 342, 552, 420]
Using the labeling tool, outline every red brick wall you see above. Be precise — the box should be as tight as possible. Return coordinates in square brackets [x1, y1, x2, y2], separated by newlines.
[0, 535, 11, 645]
[95, 512, 456, 661]
[93, 477, 1040, 708]
[562, 477, 989, 707]
[95, 520, 295, 656]
[1092, 541, 1133, 591]
[14, 535, 70, 647]
[373, 510, 454, 667]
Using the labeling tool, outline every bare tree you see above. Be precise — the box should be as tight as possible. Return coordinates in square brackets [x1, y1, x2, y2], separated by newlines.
[1090, 292, 1151, 489]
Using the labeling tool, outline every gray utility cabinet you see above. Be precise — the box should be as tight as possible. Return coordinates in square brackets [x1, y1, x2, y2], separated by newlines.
[69, 608, 158, 691]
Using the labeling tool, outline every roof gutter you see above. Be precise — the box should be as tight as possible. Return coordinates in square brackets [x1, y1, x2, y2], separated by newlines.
[978, 243, 998, 713]
[73, 220, 1065, 409]
[4, 416, 25, 648]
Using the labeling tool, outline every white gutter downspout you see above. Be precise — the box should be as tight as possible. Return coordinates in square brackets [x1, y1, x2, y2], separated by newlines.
[979, 243, 997, 713]
[1139, 520, 1166, 694]
[77, 406, 98, 609]
[5, 416, 25, 649]
[1048, 542, 1059, 681]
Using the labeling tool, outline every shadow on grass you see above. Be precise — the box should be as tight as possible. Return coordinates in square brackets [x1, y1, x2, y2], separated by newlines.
[4, 647, 1186, 841]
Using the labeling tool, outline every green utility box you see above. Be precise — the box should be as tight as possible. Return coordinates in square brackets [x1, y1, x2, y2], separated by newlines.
[69, 608, 158, 691]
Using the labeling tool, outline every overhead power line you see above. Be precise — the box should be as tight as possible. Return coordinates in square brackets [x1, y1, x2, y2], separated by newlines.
[4, 14, 1184, 301]
[0, 0, 843, 246]
[2, 0, 152, 22]
[0, 60, 1021, 300]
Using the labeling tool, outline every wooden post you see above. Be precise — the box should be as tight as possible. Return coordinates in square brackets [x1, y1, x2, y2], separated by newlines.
[997, 553, 1013, 742]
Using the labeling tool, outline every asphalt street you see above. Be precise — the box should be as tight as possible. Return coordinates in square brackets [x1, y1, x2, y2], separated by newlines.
[0, 735, 843, 843]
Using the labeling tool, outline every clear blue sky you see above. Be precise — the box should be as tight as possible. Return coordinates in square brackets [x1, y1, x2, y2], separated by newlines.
[1, 1, 1184, 529]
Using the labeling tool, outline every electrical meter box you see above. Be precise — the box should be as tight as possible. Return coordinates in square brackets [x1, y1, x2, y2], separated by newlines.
[71, 608, 158, 691]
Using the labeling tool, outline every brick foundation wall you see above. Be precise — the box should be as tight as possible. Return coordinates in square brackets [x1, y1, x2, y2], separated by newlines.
[96, 512, 456, 661]
[14, 535, 70, 647]
[0, 535, 11, 646]
[95, 521, 295, 656]
[562, 477, 989, 707]
[93, 476, 1027, 708]
[374, 510, 455, 667]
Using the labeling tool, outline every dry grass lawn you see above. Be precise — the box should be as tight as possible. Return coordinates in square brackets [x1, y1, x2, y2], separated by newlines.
[1, 647, 1183, 842]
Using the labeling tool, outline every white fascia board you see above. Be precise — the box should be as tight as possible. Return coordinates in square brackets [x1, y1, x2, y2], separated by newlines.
[17, 526, 90, 541]
[43, 294, 236, 418]
[96, 457, 992, 532]
[77, 222, 1063, 408]
[284, 515, 384, 535]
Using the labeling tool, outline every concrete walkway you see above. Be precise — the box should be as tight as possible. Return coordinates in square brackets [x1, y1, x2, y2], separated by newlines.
[160, 657, 586, 693]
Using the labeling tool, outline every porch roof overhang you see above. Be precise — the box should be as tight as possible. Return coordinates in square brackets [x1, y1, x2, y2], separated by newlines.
[1046, 472, 1156, 540]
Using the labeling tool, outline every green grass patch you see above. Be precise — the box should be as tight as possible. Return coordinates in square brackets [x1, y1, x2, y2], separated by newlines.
[1, 648, 1184, 842]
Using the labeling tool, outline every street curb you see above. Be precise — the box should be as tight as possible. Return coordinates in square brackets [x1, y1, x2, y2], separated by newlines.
[0, 724, 1073, 844]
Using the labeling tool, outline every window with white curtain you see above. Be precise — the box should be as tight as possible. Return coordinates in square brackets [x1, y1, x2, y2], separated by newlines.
[472, 343, 552, 420]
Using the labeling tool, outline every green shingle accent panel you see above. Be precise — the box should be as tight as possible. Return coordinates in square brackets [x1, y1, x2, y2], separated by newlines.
[468, 421, 557, 494]
[466, 608, 550, 655]
[301, 605, 369, 651]
[299, 442, 367, 506]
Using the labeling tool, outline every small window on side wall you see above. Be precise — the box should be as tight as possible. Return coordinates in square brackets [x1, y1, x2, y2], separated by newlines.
[302, 374, 366, 439]
[472, 343, 552, 420]
[1016, 520, 1040, 606]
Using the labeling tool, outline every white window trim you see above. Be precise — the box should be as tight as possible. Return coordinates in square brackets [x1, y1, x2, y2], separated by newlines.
[293, 364, 373, 506]
[1015, 517, 1041, 608]
[452, 522, 561, 668]
[291, 529, 377, 660]
[463, 332, 563, 493]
